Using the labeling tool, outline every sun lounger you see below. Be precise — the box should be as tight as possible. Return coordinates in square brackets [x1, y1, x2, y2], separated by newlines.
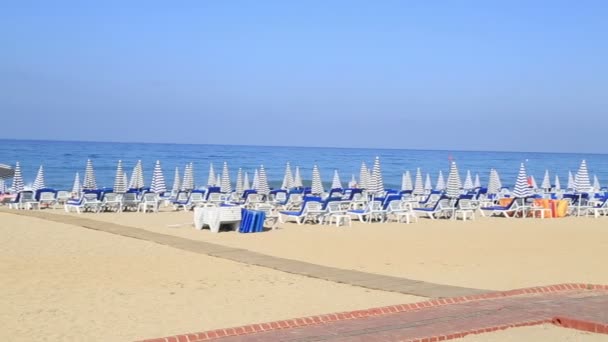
[479, 198, 518, 218]
[279, 196, 323, 225]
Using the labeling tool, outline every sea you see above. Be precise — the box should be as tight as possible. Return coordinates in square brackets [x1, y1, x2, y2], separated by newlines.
[1, 139, 607, 191]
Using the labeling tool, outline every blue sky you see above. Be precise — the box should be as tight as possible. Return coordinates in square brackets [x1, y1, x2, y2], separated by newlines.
[1, 1, 607, 153]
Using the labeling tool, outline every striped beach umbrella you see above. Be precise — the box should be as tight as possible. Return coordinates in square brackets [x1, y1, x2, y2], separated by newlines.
[235, 168, 243, 195]
[129, 160, 144, 189]
[463, 170, 474, 191]
[487, 169, 500, 195]
[293, 166, 303, 188]
[0, 178, 6, 193]
[11, 162, 24, 193]
[172, 167, 181, 193]
[567, 171, 575, 190]
[541, 170, 551, 190]
[435, 171, 445, 191]
[281, 162, 294, 190]
[512, 163, 532, 198]
[252, 169, 260, 191]
[182, 163, 194, 191]
[151, 160, 167, 194]
[349, 174, 357, 188]
[529, 175, 538, 190]
[593, 175, 601, 191]
[402, 171, 413, 191]
[445, 161, 462, 198]
[220, 162, 231, 193]
[369, 156, 384, 196]
[554, 175, 561, 191]
[413, 168, 424, 195]
[311, 164, 324, 195]
[256, 165, 270, 195]
[71, 172, 81, 195]
[113, 160, 127, 193]
[574, 160, 592, 193]
[474, 173, 481, 189]
[32, 165, 45, 191]
[243, 172, 251, 190]
[331, 169, 342, 189]
[215, 174, 221, 187]
[359, 162, 369, 189]
[207, 163, 216, 187]
[424, 173, 433, 191]
[83, 159, 97, 190]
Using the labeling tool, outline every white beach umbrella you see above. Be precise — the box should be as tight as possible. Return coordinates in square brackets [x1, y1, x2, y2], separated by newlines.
[487, 169, 500, 194]
[311, 164, 324, 195]
[463, 170, 474, 191]
[11, 162, 24, 193]
[424, 173, 433, 191]
[435, 171, 445, 191]
[129, 160, 144, 189]
[215, 174, 221, 187]
[207, 163, 216, 187]
[172, 167, 181, 193]
[251, 169, 259, 190]
[574, 160, 592, 193]
[256, 165, 270, 195]
[413, 168, 424, 195]
[359, 162, 369, 189]
[593, 175, 601, 191]
[331, 169, 342, 189]
[182, 163, 194, 191]
[243, 172, 251, 190]
[151, 160, 167, 194]
[113, 160, 127, 193]
[445, 161, 462, 198]
[0, 178, 6, 193]
[554, 175, 561, 191]
[71, 172, 82, 195]
[32, 165, 45, 191]
[220, 162, 231, 193]
[529, 175, 538, 190]
[293, 166, 303, 188]
[281, 162, 294, 190]
[348, 174, 357, 188]
[235, 168, 243, 195]
[402, 171, 413, 191]
[83, 159, 97, 190]
[474, 173, 481, 189]
[369, 156, 384, 195]
[541, 170, 551, 191]
[512, 163, 532, 198]
[567, 171, 575, 190]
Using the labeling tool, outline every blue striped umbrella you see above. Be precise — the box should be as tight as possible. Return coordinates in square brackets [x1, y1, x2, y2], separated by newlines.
[369, 156, 384, 196]
[401, 171, 413, 191]
[593, 175, 601, 191]
[256, 165, 270, 195]
[574, 160, 591, 193]
[243, 171, 251, 190]
[435, 171, 445, 191]
[487, 169, 500, 194]
[172, 167, 181, 193]
[11, 162, 24, 192]
[207, 163, 216, 187]
[463, 170, 474, 191]
[251, 169, 259, 191]
[311, 164, 324, 195]
[235, 168, 243, 195]
[281, 162, 294, 190]
[554, 175, 561, 191]
[129, 160, 144, 189]
[182, 163, 194, 191]
[541, 170, 551, 190]
[473, 173, 481, 189]
[293, 166, 303, 188]
[413, 168, 424, 195]
[113, 160, 127, 193]
[0, 178, 6, 193]
[216, 174, 221, 188]
[83, 159, 97, 190]
[359, 162, 369, 189]
[349, 174, 357, 188]
[220, 162, 231, 193]
[151, 160, 167, 194]
[331, 169, 342, 189]
[567, 171, 575, 190]
[71, 172, 81, 195]
[32, 165, 45, 191]
[512, 163, 532, 198]
[424, 173, 433, 191]
[445, 161, 462, 198]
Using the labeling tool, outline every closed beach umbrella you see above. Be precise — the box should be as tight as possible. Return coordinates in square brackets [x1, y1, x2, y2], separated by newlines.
[0, 179, 6, 193]
[369, 156, 384, 196]
[474, 173, 481, 189]
[32, 165, 45, 191]
[311, 164, 324, 195]
[463, 170, 474, 191]
[512, 163, 532, 198]
[331, 169, 342, 189]
[424, 173, 433, 191]
[113, 160, 127, 193]
[567, 171, 575, 190]
[251, 169, 259, 190]
[256, 165, 270, 195]
[487, 169, 500, 195]
[207, 163, 216, 187]
[593, 175, 601, 191]
[348, 174, 357, 188]
[215, 174, 221, 187]
[129, 160, 144, 189]
[574, 160, 592, 193]
[122, 173, 128, 191]
[235, 168, 243, 195]
[172, 167, 181, 193]
[402, 171, 413, 191]
[151, 160, 167, 194]
[182, 163, 194, 191]
[554, 175, 561, 191]
[541, 170, 551, 191]
[11, 162, 25, 193]
[413, 168, 424, 195]
[445, 161, 462, 198]
[359, 162, 369, 189]
[71, 172, 82, 195]
[435, 171, 445, 191]
[220, 162, 231, 193]
[281, 162, 294, 190]
[243, 172, 251, 190]
[529, 175, 538, 190]
[83, 159, 97, 190]
[293, 166, 303, 188]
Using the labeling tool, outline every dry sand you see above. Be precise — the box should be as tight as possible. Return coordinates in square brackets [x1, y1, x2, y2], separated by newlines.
[459, 325, 607, 341]
[58, 208, 608, 291]
[0, 213, 420, 342]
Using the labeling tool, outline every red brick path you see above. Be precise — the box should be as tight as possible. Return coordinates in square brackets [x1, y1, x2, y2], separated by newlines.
[140, 284, 608, 342]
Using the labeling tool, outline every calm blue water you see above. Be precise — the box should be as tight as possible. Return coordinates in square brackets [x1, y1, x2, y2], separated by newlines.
[1, 139, 607, 191]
